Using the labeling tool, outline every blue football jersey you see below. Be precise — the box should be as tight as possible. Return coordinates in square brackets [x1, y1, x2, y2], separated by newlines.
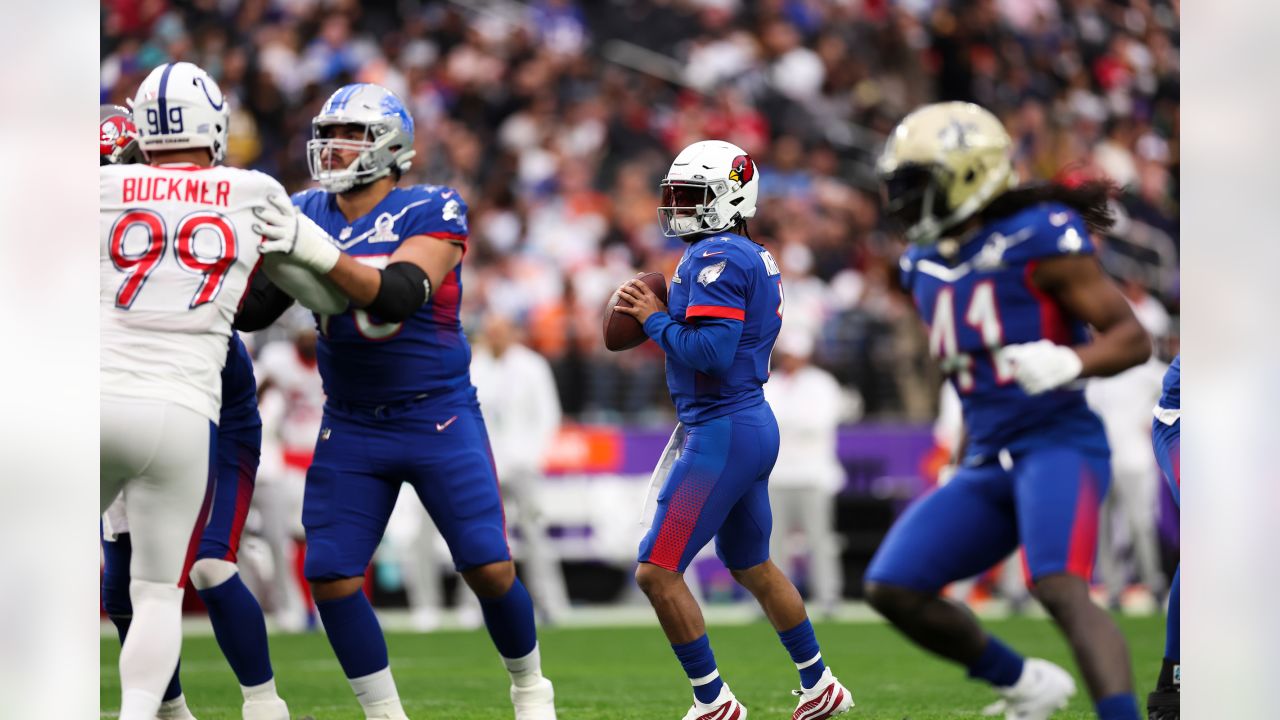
[292, 185, 471, 405]
[220, 331, 261, 432]
[901, 202, 1107, 458]
[1158, 354, 1180, 411]
[664, 232, 783, 424]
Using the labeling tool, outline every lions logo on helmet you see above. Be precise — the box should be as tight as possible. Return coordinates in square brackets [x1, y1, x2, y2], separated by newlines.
[877, 101, 1017, 247]
[307, 83, 416, 194]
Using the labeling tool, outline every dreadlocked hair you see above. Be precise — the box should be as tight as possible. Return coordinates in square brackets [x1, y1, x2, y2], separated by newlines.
[979, 179, 1116, 235]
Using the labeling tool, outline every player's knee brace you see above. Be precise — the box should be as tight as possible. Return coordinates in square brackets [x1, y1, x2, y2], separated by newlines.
[188, 558, 238, 591]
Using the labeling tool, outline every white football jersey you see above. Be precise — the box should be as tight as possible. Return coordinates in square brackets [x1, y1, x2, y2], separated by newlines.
[255, 339, 326, 455]
[101, 162, 284, 422]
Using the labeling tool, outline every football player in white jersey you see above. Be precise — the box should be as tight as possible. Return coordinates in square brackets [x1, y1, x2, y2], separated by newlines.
[99, 62, 320, 720]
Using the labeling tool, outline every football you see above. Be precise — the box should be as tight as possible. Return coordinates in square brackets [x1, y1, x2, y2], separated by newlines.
[603, 272, 667, 351]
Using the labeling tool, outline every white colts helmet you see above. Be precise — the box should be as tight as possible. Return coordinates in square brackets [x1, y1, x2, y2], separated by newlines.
[131, 62, 230, 162]
[658, 140, 759, 238]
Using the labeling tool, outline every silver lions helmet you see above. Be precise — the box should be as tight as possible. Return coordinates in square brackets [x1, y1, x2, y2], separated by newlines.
[307, 83, 416, 193]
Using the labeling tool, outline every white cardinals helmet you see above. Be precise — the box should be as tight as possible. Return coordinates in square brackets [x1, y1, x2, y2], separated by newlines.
[658, 140, 759, 238]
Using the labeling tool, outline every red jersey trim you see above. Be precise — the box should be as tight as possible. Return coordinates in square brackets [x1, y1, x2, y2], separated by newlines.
[409, 232, 470, 258]
[151, 163, 216, 172]
[685, 305, 745, 321]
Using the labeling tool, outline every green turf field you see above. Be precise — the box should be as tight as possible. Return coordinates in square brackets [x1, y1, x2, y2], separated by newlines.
[101, 614, 1165, 719]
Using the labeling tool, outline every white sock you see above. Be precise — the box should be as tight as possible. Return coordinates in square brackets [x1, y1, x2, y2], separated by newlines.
[120, 688, 164, 720]
[242, 677, 281, 701]
[503, 644, 544, 688]
[119, 581, 185, 720]
[349, 667, 402, 713]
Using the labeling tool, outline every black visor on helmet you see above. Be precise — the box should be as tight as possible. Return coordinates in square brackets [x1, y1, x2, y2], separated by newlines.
[660, 182, 711, 212]
[881, 164, 949, 232]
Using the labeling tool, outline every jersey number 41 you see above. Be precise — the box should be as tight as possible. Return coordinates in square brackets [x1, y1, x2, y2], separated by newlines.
[929, 282, 1014, 392]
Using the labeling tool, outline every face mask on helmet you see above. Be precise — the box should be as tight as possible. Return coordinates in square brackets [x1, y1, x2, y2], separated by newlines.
[658, 179, 733, 237]
[307, 120, 413, 193]
[880, 163, 955, 245]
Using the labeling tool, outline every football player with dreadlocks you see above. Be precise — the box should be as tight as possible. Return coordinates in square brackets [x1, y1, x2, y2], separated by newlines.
[865, 102, 1151, 720]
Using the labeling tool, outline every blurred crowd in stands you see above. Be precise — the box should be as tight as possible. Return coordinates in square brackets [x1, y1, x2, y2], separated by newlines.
[102, 0, 1180, 424]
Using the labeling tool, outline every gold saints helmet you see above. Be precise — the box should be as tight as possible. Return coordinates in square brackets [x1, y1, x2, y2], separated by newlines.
[876, 101, 1017, 246]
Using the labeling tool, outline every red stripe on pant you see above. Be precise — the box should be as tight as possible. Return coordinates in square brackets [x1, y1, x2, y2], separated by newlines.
[648, 475, 716, 571]
[1065, 467, 1100, 579]
[179, 480, 216, 589]
[222, 465, 254, 562]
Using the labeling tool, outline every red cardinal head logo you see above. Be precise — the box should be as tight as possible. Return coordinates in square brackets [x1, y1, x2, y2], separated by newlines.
[728, 154, 754, 186]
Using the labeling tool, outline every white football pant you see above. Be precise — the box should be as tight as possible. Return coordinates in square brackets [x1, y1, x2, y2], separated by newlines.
[101, 397, 211, 720]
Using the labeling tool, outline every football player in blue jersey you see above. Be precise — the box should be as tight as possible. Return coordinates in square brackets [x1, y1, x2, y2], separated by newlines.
[616, 140, 854, 720]
[248, 83, 556, 720]
[1148, 355, 1179, 720]
[98, 105, 290, 720]
[866, 102, 1152, 720]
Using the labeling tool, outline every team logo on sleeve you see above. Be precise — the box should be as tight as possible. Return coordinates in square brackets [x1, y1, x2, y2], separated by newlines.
[1058, 226, 1084, 253]
[698, 260, 727, 286]
[728, 155, 755, 186]
[442, 198, 461, 222]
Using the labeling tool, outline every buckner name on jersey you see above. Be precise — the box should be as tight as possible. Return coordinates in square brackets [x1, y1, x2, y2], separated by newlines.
[291, 183, 470, 405]
[119, 175, 231, 207]
[900, 201, 1108, 459]
[100, 162, 286, 422]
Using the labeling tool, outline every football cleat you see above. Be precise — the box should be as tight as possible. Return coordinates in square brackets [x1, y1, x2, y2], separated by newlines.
[791, 667, 855, 720]
[511, 676, 557, 720]
[242, 696, 291, 720]
[156, 694, 198, 719]
[681, 684, 746, 720]
[360, 697, 410, 719]
[980, 658, 1076, 720]
[1146, 688, 1179, 720]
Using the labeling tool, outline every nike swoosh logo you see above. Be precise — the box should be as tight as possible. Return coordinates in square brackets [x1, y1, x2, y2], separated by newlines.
[441, 190, 454, 199]
[701, 250, 725, 257]
[436, 415, 458, 432]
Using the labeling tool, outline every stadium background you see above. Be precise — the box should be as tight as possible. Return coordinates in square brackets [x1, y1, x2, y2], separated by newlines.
[100, 0, 1179, 606]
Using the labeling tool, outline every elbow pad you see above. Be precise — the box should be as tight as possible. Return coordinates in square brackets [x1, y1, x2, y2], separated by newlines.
[366, 261, 432, 322]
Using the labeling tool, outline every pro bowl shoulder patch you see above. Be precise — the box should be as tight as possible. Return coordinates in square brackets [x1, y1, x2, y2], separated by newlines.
[698, 260, 727, 286]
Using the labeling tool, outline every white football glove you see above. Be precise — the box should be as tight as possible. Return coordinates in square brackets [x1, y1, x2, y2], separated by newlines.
[1002, 340, 1083, 395]
[252, 194, 340, 274]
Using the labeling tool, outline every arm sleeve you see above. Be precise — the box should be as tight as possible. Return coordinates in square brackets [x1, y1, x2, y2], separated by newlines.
[683, 250, 749, 321]
[1016, 206, 1098, 261]
[643, 315, 743, 376]
[400, 188, 470, 249]
[234, 271, 296, 332]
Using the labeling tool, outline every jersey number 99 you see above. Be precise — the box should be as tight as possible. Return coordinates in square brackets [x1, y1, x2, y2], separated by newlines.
[108, 209, 238, 309]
